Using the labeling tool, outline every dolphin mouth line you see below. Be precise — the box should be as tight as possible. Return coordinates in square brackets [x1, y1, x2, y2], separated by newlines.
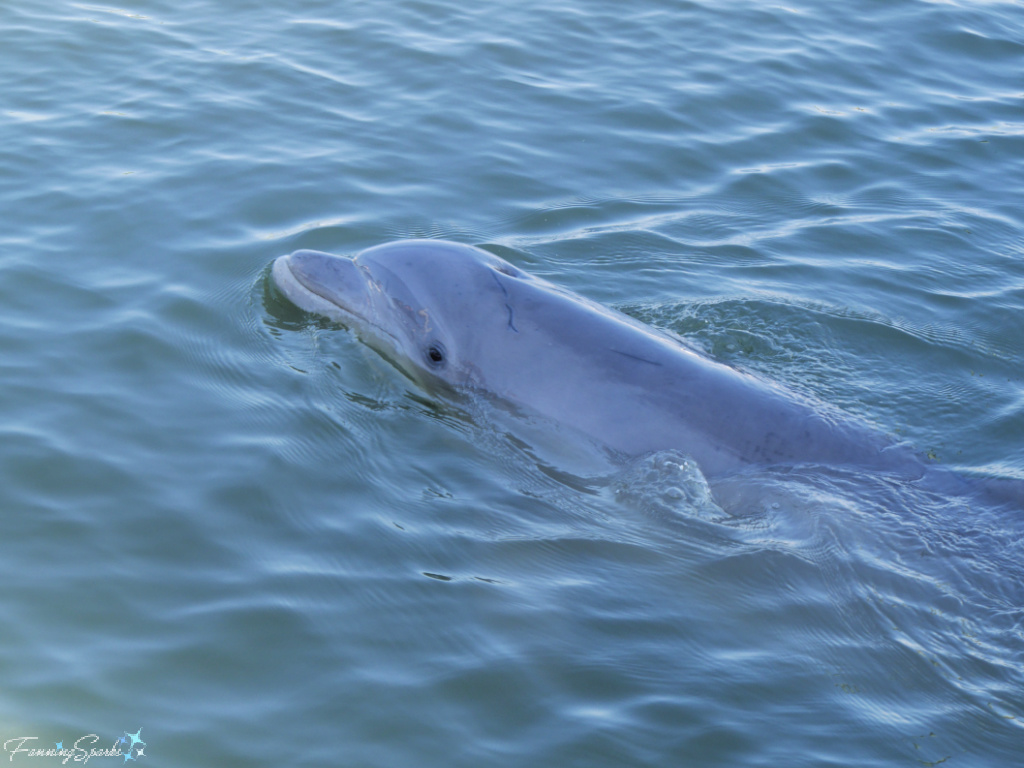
[272, 254, 362, 323]
[271, 254, 404, 352]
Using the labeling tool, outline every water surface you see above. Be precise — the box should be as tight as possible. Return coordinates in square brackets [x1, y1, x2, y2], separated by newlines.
[1, 0, 1022, 765]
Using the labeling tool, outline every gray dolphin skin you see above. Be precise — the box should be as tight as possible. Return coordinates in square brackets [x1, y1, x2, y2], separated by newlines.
[272, 240, 919, 479]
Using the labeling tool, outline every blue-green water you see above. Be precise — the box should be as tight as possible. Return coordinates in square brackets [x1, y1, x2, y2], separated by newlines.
[2, 0, 1022, 765]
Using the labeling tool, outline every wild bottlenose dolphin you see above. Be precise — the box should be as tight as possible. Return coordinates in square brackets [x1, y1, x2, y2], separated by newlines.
[271, 240, 926, 480]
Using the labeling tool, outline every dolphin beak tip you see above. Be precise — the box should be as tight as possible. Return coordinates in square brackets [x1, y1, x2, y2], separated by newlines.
[270, 249, 365, 324]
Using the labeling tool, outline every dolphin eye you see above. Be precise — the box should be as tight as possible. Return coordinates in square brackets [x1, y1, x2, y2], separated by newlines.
[425, 342, 446, 368]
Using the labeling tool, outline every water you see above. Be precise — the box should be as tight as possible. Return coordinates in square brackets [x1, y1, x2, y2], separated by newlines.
[1, 0, 1022, 765]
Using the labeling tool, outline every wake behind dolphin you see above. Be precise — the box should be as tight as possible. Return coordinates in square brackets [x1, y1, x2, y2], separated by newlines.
[271, 239, 929, 481]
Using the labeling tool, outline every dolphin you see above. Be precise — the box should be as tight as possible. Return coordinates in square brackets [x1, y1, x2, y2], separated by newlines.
[271, 239, 922, 479]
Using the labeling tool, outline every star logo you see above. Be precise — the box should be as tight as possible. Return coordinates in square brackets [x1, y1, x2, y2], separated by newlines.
[55, 742, 62, 750]
[116, 729, 146, 761]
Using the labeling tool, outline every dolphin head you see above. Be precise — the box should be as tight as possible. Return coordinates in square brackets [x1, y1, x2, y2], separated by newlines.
[271, 240, 536, 389]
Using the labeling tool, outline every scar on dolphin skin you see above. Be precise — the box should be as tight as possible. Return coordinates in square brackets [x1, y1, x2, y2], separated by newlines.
[490, 270, 510, 297]
[610, 348, 664, 366]
[490, 270, 519, 332]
